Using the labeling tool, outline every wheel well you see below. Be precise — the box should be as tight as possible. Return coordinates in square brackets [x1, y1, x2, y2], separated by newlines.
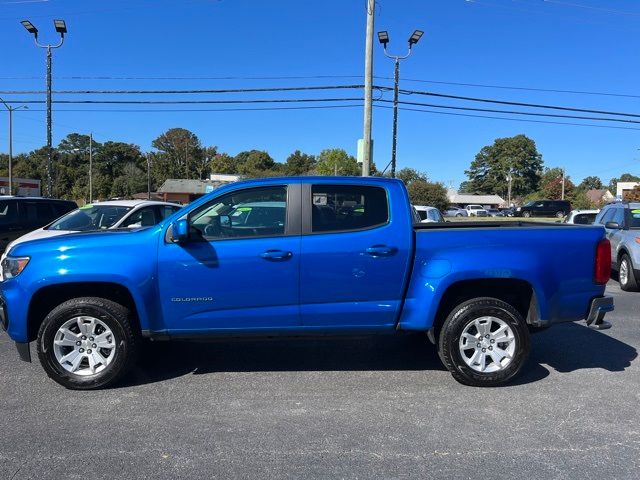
[432, 279, 534, 337]
[617, 249, 629, 263]
[27, 282, 140, 342]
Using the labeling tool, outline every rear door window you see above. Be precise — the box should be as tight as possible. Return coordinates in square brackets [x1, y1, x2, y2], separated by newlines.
[311, 185, 388, 233]
[36, 202, 55, 223]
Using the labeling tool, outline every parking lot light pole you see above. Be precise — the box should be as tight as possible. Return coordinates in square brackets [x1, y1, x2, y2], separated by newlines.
[21, 19, 67, 198]
[0, 98, 28, 196]
[378, 29, 423, 178]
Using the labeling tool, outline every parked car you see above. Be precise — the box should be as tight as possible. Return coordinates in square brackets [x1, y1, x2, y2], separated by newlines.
[0, 197, 77, 253]
[486, 208, 502, 217]
[564, 209, 599, 225]
[0, 177, 613, 390]
[465, 204, 489, 217]
[413, 205, 445, 223]
[444, 207, 468, 217]
[1, 200, 183, 263]
[594, 202, 640, 291]
[514, 200, 571, 218]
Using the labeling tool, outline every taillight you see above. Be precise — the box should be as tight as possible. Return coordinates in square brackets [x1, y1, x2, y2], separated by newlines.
[594, 238, 611, 285]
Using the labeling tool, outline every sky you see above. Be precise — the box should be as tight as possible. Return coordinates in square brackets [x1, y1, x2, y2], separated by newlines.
[1, 0, 640, 189]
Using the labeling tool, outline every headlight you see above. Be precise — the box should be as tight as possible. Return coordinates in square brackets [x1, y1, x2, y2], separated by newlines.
[516, 207, 522, 211]
[1, 257, 30, 279]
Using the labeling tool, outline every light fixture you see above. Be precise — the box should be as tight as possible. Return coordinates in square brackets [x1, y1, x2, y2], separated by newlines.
[21, 20, 38, 36]
[377, 31, 389, 47]
[408, 29, 424, 47]
[53, 19, 67, 36]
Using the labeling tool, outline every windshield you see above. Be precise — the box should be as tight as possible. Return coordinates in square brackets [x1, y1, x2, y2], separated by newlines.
[523, 201, 536, 207]
[47, 205, 133, 231]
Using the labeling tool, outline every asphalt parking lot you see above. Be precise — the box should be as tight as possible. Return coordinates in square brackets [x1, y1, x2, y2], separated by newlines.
[1, 282, 638, 480]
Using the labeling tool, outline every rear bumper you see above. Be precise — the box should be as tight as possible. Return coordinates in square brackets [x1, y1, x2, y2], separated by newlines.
[585, 296, 614, 328]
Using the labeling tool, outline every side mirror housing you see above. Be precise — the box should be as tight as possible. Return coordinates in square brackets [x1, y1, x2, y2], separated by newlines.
[605, 221, 620, 230]
[170, 219, 189, 243]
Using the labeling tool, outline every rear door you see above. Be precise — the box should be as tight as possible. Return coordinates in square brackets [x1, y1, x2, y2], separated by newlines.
[299, 181, 412, 328]
[0, 200, 20, 251]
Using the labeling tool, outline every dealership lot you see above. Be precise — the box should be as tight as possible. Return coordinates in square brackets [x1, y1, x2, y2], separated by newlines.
[0, 282, 638, 479]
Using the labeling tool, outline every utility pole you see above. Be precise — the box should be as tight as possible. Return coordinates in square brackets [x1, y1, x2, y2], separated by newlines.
[88, 133, 93, 203]
[377, 29, 424, 178]
[506, 172, 513, 207]
[361, 0, 375, 177]
[0, 98, 28, 196]
[561, 168, 565, 200]
[21, 19, 68, 198]
[146, 153, 151, 200]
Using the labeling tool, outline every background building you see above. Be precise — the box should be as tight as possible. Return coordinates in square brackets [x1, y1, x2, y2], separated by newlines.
[0, 177, 41, 197]
[447, 189, 506, 209]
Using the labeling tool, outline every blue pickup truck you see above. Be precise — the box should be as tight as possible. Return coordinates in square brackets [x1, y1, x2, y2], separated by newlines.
[0, 177, 613, 389]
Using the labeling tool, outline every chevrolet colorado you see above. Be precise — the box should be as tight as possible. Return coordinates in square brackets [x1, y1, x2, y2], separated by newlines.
[0, 177, 613, 389]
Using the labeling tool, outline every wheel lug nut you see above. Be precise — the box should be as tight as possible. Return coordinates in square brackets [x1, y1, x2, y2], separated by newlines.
[76, 341, 81, 346]
[79, 348, 84, 353]
[477, 343, 481, 348]
[488, 346, 493, 351]
[89, 337, 94, 341]
[485, 334, 490, 338]
[81, 336, 87, 340]
[482, 348, 486, 352]
[490, 339, 495, 343]
[87, 349, 92, 354]
[92, 344, 97, 348]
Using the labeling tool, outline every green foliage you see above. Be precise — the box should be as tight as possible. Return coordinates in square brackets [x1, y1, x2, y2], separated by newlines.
[315, 149, 360, 176]
[608, 173, 640, 194]
[570, 189, 594, 210]
[626, 185, 640, 201]
[151, 128, 204, 183]
[406, 181, 449, 212]
[284, 150, 316, 175]
[111, 163, 147, 198]
[236, 150, 277, 177]
[578, 175, 603, 191]
[209, 153, 237, 174]
[395, 167, 428, 186]
[464, 134, 543, 197]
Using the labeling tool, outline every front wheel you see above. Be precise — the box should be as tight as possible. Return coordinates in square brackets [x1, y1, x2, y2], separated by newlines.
[619, 254, 639, 292]
[438, 297, 530, 387]
[555, 211, 565, 219]
[37, 297, 139, 390]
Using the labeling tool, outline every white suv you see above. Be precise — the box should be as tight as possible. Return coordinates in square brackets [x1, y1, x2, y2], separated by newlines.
[465, 204, 489, 217]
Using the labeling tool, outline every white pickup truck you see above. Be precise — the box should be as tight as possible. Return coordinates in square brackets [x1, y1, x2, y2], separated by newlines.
[465, 204, 489, 217]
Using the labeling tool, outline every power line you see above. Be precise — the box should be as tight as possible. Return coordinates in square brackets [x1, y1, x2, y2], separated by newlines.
[0, 85, 368, 95]
[20, 104, 364, 113]
[374, 104, 640, 131]
[1, 97, 364, 105]
[0, 75, 365, 81]
[382, 99, 640, 125]
[398, 88, 640, 119]
[376, 76, 640, 99]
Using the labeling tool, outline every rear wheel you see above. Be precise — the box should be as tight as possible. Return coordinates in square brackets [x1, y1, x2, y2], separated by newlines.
[522, 211, 531, 218]
[37, 297, 139, 390]
[555, 211, 565, 218]
[619, 254, 639, 292]
[438, 297, 530, 387]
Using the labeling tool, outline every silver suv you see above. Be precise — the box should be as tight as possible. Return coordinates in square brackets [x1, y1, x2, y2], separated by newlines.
[594, 202, 640, 291]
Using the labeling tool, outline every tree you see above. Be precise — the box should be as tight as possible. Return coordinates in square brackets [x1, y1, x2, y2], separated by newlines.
[315, 148, 360, 176]
[151, 128, 204, 182]
[540, 167, 574, 200]
[406, 181, 449, 212]
[464, 134, 543, 197]
[58, 133, 101, 156]
[235, 150, 277, 177]
[626, 185, 640, 201]
[209, 153, 238, 174]
[395, 167, 428, 186]
[111, 163, 147, 198]
[284, 150, 315, 175]
[578, 175, 603, 191]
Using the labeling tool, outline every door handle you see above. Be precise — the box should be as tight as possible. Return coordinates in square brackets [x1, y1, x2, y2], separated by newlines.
[365, 245, 397, 257]
[260, 250, 293, 261]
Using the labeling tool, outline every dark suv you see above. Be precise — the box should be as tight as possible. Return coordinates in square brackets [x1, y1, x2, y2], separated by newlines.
[513, 200, 571, 218]
[0, 197, 77, 252]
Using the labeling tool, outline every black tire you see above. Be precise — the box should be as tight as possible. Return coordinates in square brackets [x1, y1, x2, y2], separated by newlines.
[555, 211, 565, 219]
[456, 213, 462, 217]
[619, 254, 639, 292]
[37, 297, 139, 390]
[437, 297, 530, 387]
[522, 211, 531, 218]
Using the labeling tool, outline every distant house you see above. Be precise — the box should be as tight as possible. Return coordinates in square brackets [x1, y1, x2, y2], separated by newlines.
[585, 189, 614, 206]
[447, 189, 506, 209]
[617, 182, 640, 200]
[157, 179, 228, 204]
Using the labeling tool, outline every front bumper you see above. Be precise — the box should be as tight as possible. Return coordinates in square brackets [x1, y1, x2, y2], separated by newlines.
[586, 296, 614, 330]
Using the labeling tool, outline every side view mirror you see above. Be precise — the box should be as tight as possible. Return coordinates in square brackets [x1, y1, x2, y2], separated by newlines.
[170, 219, 189, 243]
[605, 221, 620, 230]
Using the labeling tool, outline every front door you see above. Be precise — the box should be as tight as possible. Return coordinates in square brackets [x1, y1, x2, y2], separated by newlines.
[157, 183, 301, 333]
